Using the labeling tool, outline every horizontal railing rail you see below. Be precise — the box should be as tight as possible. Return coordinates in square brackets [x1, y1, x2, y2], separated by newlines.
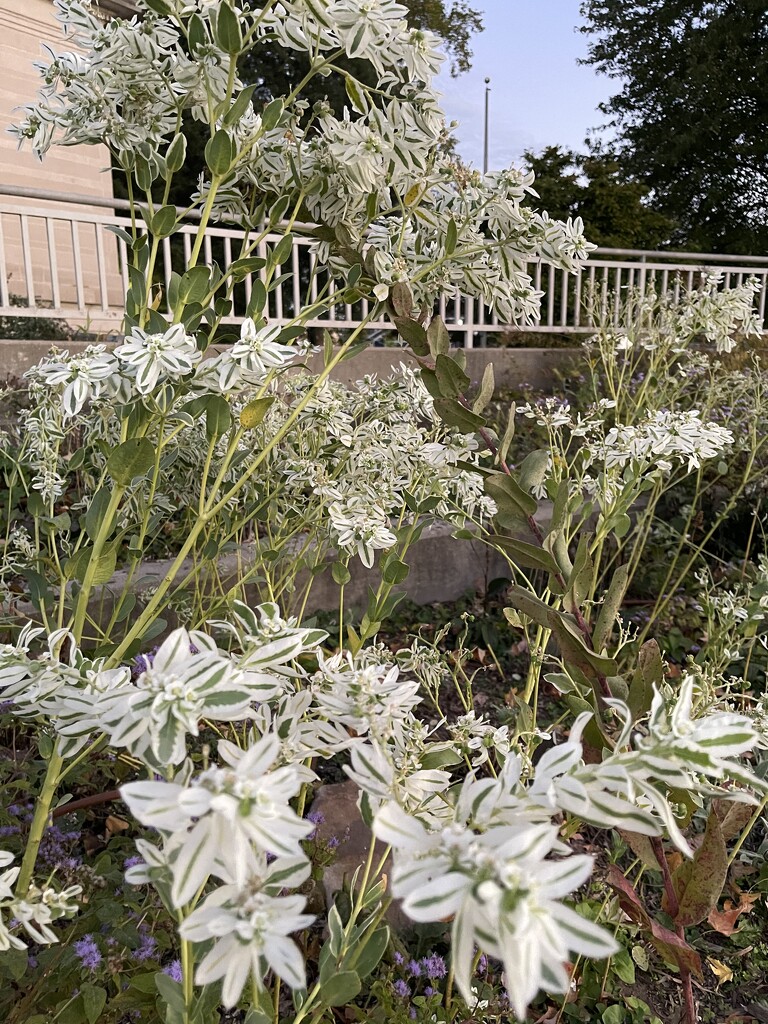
[1, 184, 767, 346]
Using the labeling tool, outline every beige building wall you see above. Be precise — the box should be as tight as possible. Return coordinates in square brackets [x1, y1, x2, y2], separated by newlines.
[1, 0, 124, 328]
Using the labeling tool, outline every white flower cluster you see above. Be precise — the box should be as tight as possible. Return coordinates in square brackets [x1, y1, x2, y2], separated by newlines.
[254, 367, 496, 566]
[0, 604, 326, 768]
[122, 733, 315, 1005]
[671, 273, 762, 353]
[13, 0, 597, 326]
[586, 409, 734, 475]
[5, 600, 767, 1018]
[343, 674, 765, 1012]
[0, 851, 80, 952]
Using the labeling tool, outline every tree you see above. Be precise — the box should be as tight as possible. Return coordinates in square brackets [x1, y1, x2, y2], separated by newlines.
[524, 145, 674, 250]
[579, 0, 768, 254]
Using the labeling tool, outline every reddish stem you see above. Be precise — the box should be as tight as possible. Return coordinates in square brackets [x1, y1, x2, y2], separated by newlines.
[51, 789, 121, 819]
[651, 836, 697, 1024]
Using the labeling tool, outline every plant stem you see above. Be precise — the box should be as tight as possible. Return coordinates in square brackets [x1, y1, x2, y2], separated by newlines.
[15, 743, 64, 896]
[650, 836, 696, 1024]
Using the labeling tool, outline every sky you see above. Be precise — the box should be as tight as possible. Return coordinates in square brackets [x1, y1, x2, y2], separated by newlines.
[435, 0, 615, 172]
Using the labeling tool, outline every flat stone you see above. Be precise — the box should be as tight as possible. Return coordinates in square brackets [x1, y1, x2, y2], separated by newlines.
[309, 780, 409, 930]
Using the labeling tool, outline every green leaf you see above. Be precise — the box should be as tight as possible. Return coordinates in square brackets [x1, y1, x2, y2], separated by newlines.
[671, 810, 727, 927]
[270, 233, 293, 267]
[472, 361, 495, 414]
[246, 280, 268, 317]
[445, 217, 458, 255]
[565, 533, 593, 614]
[150, 204, 177, 239]
[107, 438, 156, 486]
[155, 973, 186, 1014]
[628, 640, 663, 718]
[320, 970, 361, 1007]
[261, 97, 284, 131]
[344, 75, 368, 114]
[105, 223, 134, 246]
[427, 314, 450, 357]
[489, 535, 560, 575]
[187, 13, 207, 50]
[80, 985, 107, 1024]
[381, 556, 409, 585]
[593, 564, 630, 652]
[433, 397, 486, 434]
[351, 925, 390, 978]
[65, 542, 118, 585]
[205, 395, 232, 439]
[205, 129, 235, 177]
[178, 266, 211, 303]
[84, 486, 114, 543]
[435, 353, 470, 398]
[498, 401, 516, 465]
[164, 133, 187, 175]
[222, 84, 257, 127]
[331, 561, 351, 585]
[393, 316, 429, 355]
[327, 905, 344, 957]
[485, 470, 537, 526]
[214, 1, 242, 52]
[142, 0, 173, 13]
[229, 255, 266, 281]
[240, 396, 274, 429]
[390, 281, 413, 318]
[518, 449, 550, 495]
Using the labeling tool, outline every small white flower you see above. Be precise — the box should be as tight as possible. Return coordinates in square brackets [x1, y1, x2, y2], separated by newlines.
[115, 324, 200, 394]
[179, 884, 313, 1006]
[230, 319, 297, 379]
[28, 346, 118, 417]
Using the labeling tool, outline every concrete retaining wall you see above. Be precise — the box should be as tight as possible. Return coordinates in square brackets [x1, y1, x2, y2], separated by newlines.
[0, 339, 582, 391]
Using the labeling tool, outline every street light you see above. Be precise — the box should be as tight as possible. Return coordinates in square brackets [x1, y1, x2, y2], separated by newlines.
[483, 77, 491, 174]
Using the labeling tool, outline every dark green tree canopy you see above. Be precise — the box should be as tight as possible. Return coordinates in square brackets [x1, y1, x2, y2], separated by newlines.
[524, 145, 674, 250]
[579, 0, 768, 254]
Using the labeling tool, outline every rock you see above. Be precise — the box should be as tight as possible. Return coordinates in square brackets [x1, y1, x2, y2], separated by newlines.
[309, 780, 409, 931]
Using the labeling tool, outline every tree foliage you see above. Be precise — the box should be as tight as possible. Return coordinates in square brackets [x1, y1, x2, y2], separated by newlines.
[524, 145, 674, 250]
[579, 0, 768, 254]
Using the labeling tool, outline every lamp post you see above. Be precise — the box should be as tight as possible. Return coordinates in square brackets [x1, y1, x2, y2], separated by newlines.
[483, 77, 491, 174]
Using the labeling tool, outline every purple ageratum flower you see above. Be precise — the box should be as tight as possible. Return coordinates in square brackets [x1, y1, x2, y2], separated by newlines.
[424, 986, 435, 997]
[477, 954, 488, 975]
[0, 825, 19, 837]
[393, 980, 410, 998]
[163, 960, 183, 983]
[306, 810, 324, 840]
[74, 935, 102, 970]
[124, 855, 144, 869]
[409, 1010, 417, 1020]
[422, 954, 447, 979]
[134, 933, 158, 962]
[407, 959, 421, 978]
[393, 952, 404, 965]
[327, 835, 340, 849]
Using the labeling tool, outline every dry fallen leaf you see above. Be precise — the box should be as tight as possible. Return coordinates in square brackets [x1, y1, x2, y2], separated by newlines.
[706, 956, 733, 986]
[105, 814, 130, 836]
[708, 891, 761, 936]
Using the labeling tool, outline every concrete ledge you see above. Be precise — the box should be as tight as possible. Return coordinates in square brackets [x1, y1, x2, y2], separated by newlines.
[0, 339, 581, 391]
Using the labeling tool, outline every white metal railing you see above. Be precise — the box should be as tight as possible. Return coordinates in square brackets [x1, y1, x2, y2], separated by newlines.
[2, 184, 768, 347]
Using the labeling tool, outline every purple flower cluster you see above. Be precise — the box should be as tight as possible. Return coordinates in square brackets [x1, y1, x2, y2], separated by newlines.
[74, 935, 102, 970]
[163, 959, 182, 982]
[390, 950, 448, 1017]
